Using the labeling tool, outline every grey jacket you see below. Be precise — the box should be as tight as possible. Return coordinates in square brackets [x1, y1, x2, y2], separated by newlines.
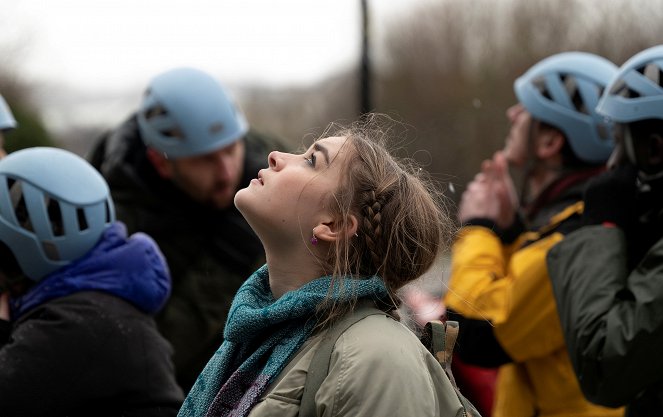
[248, 314, 465, 417]
[547, 225, 663, 416]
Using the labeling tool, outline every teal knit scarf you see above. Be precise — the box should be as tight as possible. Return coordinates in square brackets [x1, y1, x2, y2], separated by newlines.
[178, 264, 389, 417]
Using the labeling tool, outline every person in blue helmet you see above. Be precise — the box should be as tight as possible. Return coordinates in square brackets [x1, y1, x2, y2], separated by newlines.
[0, 94, 17, 158]
[547, 45, 663, 417]
[0, 147, 183, 416]
[443, 52, 624, 417]
[88, 67, 286, 393]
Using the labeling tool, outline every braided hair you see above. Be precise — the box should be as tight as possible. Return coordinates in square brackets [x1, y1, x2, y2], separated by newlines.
[317, 114, 455, 314]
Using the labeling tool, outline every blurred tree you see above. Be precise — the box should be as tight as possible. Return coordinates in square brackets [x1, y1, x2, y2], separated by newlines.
[0, 32, 58, 152]
[0, 82, 57, 153]
[240, 71, 360, 151]
[372, 0, 663, 201]
[2, 101, 54, 153]
[34, 0, 661, 194]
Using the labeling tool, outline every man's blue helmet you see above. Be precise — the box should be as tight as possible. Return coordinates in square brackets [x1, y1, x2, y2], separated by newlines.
[514, 52, 618, 164]
[0, 147, 115, 281]
[0, 94, 17, 131]
[137, 67, 249, 159]
[596, 45, 663, 123]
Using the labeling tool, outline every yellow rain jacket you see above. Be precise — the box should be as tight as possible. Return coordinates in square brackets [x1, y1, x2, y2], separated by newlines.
[445, 187, 624, 417]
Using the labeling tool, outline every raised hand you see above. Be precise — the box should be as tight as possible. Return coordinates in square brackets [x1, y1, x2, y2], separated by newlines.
[458, 151, 518, 229]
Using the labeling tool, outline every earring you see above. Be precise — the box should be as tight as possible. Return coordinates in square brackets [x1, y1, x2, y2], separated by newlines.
[310, 230, 318, 246]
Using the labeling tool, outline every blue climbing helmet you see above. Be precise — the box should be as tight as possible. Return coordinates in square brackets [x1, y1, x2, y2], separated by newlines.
[596, 45, 663, 123]
[0, 147, 115, 281]
[0, 94, 17, 131]
[137, 67, 249, 159]
[514, 52, 618, 163]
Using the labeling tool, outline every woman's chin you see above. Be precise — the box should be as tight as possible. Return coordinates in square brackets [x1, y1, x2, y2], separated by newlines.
[233, 187, 250, 210]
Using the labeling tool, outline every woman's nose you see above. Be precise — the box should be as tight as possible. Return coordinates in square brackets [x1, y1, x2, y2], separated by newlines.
[268, 151, 282, 170]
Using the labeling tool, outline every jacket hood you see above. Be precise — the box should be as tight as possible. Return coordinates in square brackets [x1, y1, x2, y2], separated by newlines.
[11, 222, 171, 319]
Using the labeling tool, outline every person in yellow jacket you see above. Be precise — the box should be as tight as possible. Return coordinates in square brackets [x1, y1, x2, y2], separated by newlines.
[444, 52, 625, 417]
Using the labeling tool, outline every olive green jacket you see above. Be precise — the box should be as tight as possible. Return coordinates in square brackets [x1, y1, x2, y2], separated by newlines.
[248, 314, 465, 417]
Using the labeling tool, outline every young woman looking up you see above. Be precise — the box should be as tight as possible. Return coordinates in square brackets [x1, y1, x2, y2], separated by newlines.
[177, 115, 463, 417]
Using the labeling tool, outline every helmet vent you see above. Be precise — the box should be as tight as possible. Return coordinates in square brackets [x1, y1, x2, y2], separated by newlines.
[144, 104, 184, 140]
[533, 77, 550, 99]
[209, 122, 224, 135]
[533, 74, 588, 115]
[76, 208, 89, 231]
[144, 105, 167, 119]
[642, 63, 663, 87]
[565, 76, 590, 116]
[609, 79, 629, 96]
[104, 201, 112, 224]
[46, 198, 64, 237]
[162, 127, 184, 139]
[142, 88, 164, 117]
[8, 179, 34, 233]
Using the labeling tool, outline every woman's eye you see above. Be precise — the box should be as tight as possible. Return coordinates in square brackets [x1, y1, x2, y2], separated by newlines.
[305, 153, 316, 167]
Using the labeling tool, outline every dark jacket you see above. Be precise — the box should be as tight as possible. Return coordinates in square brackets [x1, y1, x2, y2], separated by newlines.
[548, 226, 663, 416]
[0, 223, 183, 417]
[88, 115, 282, 392]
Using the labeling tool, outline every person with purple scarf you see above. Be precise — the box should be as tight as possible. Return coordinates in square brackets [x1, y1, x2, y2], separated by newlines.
[0, 147, 183, 416]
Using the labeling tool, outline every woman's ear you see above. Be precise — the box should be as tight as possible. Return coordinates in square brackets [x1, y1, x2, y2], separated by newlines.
[146, 147, 173, 179]
[315, 214, 359, 243]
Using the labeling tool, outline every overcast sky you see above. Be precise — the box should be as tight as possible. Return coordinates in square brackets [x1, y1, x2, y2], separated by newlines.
[1, 0, 433, 132]
[4, 0, 421, 91]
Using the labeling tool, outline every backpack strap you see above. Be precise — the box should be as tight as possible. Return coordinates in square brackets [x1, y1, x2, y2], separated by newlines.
[299, 301, 387, 417]
[422, 319, 483, 417]
[423, 320, 459, 385]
